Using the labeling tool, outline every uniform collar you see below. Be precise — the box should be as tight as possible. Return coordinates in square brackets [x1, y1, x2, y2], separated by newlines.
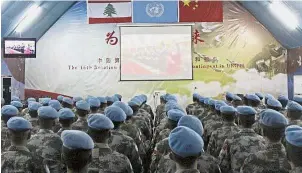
[8, 145, 30, 152]
[95, 143, 110, 149]
[266, 141, 284, 150]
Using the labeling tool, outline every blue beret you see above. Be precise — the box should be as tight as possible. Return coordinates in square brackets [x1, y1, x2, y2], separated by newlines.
[105, 106, 126, 122]
[11, 96, 20, 102]
[169, 126, 204, 157]
[203, 98, 210, 104]
[178, 115, 203, 136]
[265, 94, 274, 100]
[10, 101, 23, 108]
[293, 96, 302, 104]
[278, 95, 288, 101]
[140, 94, 148, 102]
[220, 106, 237, 114]
[167, 109, 185, 122]
[215, 101, 227, 111]
[267, 98, 282, 108]
[106, 96, 114, 102]
[128, 100, 140, 107]
[97, 97, 107, 104]
[127, 105, 133, 116]
[133, 96, 143, 104]
[73, 96, 83, 103]
[114, 94, 122, 99]
[61, 130, 94, 150]
[76, 100, 90, 111]
[112, 101, 132, 116]
[41, 98, 51, 105]
[112, 96, 119, 103]
[7, 117, 32, 131]
[28, 102, 42, 111]
[285, 125, 302, 147]
[208, 99, 216, 106]
[27, 97, 36, 103]
[226, 92, 234, 99]
[233, 95, 242, 101]
[193, 93, 200, 99]
[89, 97, 100, 107]
[59, 108, 75, 120]
[57, 95, 64, 101]
[166, 95, 177, 102]
[38, 106, 59, 119]
[287, 101, 302, 111]
[165, 101, 182, 112]
[246, 94, 260, 102]
[259, 109, 288, 127]
[236, 106, 256, 115]
[199, 96, 205, 103]
[255, 93, 264, 99]
[49, 100, 62, 111]
[88, 114, 114, 130]
[2, 105, 19, 116]
[63, 97, 73, 105]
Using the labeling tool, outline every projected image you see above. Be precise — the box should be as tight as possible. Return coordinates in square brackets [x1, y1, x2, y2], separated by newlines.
[120, 25, 193, 81]
[4, 40, 35, 54]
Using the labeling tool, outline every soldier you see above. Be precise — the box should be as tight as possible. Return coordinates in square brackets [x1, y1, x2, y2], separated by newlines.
[267, 98, 282, 111]
[293, 96, 302, 106]
[207, 106, 240, 157]
[286, 101, 302, 126]
[61, 97, 73, 109]
[11, 96, 21, 102]
[169, 126, 204, 173]
[1, 105, 19, 151]
[186, 93, 201, 115]
[285, 125, 302, 173]
[57, 108, 75, 136]
[41, 98, 51, 106]
[155, 95, 166, 127]
[255, 92, 266, 109]
[106, 96, 114, 106]
[87, 114, 133, 173]
[88, 97, 101, 114]
[1, 117, 47, 172]
[231, 95, 243, 108]
[72, 96, 83, 104]
[278, 95, 289, 112]
[21, 97, 36, 116]
[10, 100, 23, 113]
[225, 92, 234, 106]
[264, 94, 274, 106]
[57, 95, 64, 104]
[140, 94, 155, 122]
[49, 99, 63, 133]
[105, 105, 143, 173]
[27, 106, 63, 173]
[219, 106, 266, 173]
[97, 96, 107, 113]
[72, 100, 90, 132]
[114, 93, 122, 101]
[61, 130, 94, 173]
[26, 102, 42, 134]
[241, 109, 291, 173]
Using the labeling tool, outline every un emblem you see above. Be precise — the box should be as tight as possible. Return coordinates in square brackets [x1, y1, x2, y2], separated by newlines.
[146, 2, 164, 17]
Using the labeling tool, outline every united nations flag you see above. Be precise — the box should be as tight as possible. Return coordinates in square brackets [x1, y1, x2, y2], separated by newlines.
[132, 1, 178, 23]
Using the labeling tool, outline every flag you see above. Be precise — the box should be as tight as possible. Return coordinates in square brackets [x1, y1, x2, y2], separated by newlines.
[132, 1, 178, 23]
[87, 1, 132, 24]
[179, 0, 223, 22]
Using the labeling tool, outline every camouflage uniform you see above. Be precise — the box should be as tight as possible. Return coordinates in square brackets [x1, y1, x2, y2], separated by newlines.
[109, 129, 143, 173]
[155, 104, 165, 127]
[21, 108, 29, 117]
[186, 102, 200, 114]
[1, 145, 47, 173]
[290, 167, 302, 173]
[131, 115, 151, 141]
[24, 113, 31, 120]
[156, 128, 171, 143]
[240, 142, 291, 173]
[288, 119, 302, 126]
[150, 138, 170, 173]
[56, 127, 71, 136]
[27, 129, 63, 173]
[71, 118, 88, 132]
[218, 128, 266, 173]
[207, 122, 240, 157]
[136, 109, 152, 132]
[1, 126, 10, 152]
[89, 143, 133, 173]
[203, 120, 223, 149]
[141, 103, 154, 121]
[28, 117, 39, 135]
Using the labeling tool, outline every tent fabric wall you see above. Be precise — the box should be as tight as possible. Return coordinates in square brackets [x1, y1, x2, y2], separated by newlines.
[287, 46, 302, 99]
[25, 1, 287, 108]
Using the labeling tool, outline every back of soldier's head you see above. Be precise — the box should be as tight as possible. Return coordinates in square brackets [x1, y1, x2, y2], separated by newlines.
[1, 105, 19, 123]
[246, 94, 261, 107]
[287, 101, 302, 120]
[59, 108, 75, 127]
[220, 106, 236, 122]
[75, 100, 90, 117]
[38, 106, 59, 129]
[237, 106, 256, 128]
[285, 125, 302, 166]
[7, 117, 32, 145]
[87, 114, 114, 143]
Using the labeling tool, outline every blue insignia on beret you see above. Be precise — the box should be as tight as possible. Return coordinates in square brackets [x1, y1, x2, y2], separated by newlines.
[97, 97, 107, 104]
[76, 100, 90, 111]
[73, 96, 83, 103]
[167, 109, 185, 122]
[215, 101, 227, 111]
[89, 97, 100, 107]
[7, 117, 32, 131]
[293, 96, 302, 104]
[106, 96, 114, 103]
[27, 97, 36, 103]
[28, 102, 42, 111]
[259, 109, 288, 127]
[10, 101, 23, 108]
[63, 97, 73, 105]
[287, 101, 302, 111]
[246, 94, 260, 102]
[61, 130, 94, 150]
[105, 106, 126, 122]
[285, 125, 302, 147]
[2, 105, 19, 116]
[11, 96, 20, 102]
[178, 115, 203, 137]
[88, 114, 114, 130]
[233, 95, 242, 101]
[220, 106, 236, 114]
[169, 126, 204, 158]
[38, 106, 59, 119]
[59, 108, 75, 120]
[236, 106, 256, 115]
[255, 93, 264, 100]
[267, 98, 282, 108]
[49, 100, 62, 111]
[57, 95, 64, 101]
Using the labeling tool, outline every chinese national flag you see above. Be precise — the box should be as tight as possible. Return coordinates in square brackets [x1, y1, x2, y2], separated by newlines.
[179, 0, 223, 22]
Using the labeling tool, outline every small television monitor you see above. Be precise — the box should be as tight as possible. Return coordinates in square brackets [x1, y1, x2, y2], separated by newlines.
[3, 38, 36, 58]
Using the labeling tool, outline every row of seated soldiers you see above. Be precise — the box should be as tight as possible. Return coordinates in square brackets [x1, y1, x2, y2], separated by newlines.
[1, 92, 302, 173]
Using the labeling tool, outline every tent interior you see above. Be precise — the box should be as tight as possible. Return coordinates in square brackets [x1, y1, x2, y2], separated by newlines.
[1, 0, 302, 107]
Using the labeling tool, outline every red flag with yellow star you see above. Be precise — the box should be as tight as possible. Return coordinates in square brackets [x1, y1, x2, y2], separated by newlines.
[179, 0, 223, 22]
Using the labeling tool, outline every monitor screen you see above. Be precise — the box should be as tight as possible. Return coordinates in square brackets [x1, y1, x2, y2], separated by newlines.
[3, 38, 36, 58]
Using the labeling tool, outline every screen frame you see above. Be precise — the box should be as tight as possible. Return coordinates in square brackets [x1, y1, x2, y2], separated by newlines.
[2, 37, 37, 58]
[119, 24, 194, 82]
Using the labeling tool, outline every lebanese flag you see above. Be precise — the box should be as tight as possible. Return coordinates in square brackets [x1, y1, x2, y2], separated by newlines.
[179, 0, 223, 22]
[87, 0, 132, 24]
